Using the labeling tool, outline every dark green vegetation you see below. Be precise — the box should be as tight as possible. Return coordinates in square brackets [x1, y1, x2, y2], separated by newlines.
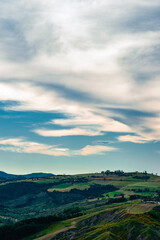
[0, 170, 160, 239]
[0, 207, 82, 240]
[0, 181, 117, 222]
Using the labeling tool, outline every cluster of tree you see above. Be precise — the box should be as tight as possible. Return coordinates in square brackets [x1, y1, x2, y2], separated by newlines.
[0, 206, 82, 240]
[0, 182, 52, 203]
[101, 170, 125, 176]
[149, 206, 160, 220]
[129, 194, 160, 202]
[156, 191, 160, 197]
[127, 188, 150, 193]
[48, 184, 118, 206]
[129, 195, 141, 200]
[54, 177, 89, 184]
[132, 175, 150, 180]
[105, 195, 127, 204]
[100, 170, 153, 181]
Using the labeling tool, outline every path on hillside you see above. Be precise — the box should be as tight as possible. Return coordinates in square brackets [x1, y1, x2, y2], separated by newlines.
[35, 221, 76, 240]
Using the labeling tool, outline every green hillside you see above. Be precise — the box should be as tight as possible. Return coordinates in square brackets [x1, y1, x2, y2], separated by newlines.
[48, 205, 160, 240]
[0, 171, 159, 239]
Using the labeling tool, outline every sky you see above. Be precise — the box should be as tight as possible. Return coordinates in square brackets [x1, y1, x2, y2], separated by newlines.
[0, 0, 160, 175]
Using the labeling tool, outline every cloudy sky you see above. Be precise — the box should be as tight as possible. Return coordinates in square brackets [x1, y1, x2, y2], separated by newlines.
[0, 0, 160, 174]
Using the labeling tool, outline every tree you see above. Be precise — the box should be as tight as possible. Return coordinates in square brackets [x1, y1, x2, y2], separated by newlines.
[105, 170, 110, 175]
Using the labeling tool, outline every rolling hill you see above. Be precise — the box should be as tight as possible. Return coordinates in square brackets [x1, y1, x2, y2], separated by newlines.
[0, 170, 159, 239]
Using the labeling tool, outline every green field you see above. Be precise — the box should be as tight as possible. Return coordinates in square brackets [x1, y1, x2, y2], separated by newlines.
[103, 191, 124, 197]
[47, 183, 90, 192]
[123, 181, 160, 189]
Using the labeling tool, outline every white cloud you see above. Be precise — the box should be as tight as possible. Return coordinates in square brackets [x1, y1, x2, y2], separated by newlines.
[34, 128, 102, 137]
[75, 145, 116, 156]
[34, 109, 133, 137]
[0, 138, 69, 156]
[52, 112, 132, 132]
[117, 135, 152, 144]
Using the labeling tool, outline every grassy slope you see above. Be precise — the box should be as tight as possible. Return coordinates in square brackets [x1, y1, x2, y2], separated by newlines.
[25, 203, 160, 240]
[23, 219, 73, 240]
[48, 204, 160, 240]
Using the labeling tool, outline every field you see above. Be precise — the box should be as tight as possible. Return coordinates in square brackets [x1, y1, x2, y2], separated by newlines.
[126, 203, 156, 214]
[47, 183, 90, 192]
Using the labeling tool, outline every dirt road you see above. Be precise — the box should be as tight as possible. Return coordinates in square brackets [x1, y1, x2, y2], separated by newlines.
[35, 221, 76, 240]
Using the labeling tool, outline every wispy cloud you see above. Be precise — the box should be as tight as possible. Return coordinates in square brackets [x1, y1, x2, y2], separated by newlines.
[75, 145, 116, 156]
[34, 128, 102, 137]
[0, 138, 69, 156]
[34, 111, 133, 137]
[117, 135, 152, 144]
[0, 138, 116, 157]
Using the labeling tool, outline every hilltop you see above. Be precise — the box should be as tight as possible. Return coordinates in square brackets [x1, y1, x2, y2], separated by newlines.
[0, 171, 54, 180]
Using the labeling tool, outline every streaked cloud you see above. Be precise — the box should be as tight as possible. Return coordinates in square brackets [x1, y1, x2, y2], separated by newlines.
[117, 135, 152, 144]
[52, 113, 132, 133]
[75, 145, 116, 156]
[0, 138, 69, 156]
[0, 138, 116, 157]
[34, 128, 101, 137]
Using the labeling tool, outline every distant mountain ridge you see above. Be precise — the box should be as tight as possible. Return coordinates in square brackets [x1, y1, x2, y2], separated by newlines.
[0, 171, 54, 180]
